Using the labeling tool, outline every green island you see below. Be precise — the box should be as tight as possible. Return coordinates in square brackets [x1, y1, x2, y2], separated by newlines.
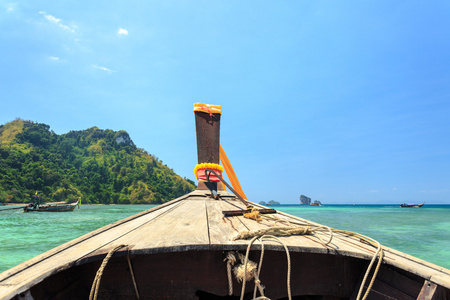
[0, 119, 196, 204]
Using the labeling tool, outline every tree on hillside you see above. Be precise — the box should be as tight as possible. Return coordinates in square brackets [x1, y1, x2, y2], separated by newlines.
[0, 120, 196, 204]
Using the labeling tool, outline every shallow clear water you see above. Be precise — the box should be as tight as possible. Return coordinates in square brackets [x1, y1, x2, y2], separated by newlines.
[1, 204, 449, 273]
[276, 204, 450, 269]
[0, 205, 156, 273]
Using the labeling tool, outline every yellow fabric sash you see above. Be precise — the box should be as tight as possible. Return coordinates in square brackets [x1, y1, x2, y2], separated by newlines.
[219, 145, 248, 200]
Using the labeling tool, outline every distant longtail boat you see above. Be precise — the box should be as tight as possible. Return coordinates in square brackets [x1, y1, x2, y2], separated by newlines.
[400, 202, 425, 207]
[0, 104, 449, 300]
[23, 192, 81, 212]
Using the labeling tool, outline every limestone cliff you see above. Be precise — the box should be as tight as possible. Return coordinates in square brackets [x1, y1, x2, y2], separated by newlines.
[300, 195, 311, 205]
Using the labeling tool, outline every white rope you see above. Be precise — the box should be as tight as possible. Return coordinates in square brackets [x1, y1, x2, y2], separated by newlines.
[239, 236, 258, 300]
[233, 225, 333, 247]
[232, 218, 384, 300]
[239, 235, 292, 300]
[261, 235, 292, 300]
[90, 245, 127, 300]
[253, 240, 265, 300]
[224, 251, 237, 295]
[353, 235, 384, 300]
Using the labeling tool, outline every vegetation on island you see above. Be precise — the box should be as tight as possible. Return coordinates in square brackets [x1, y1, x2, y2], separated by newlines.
[0, 119, 196, 204]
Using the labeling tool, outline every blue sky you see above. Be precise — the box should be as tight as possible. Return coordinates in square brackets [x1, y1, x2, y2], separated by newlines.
[1, 1, 449, 204]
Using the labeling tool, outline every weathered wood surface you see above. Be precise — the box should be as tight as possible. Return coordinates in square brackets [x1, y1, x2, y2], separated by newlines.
[417, 280, 438, 300]
[85, 198, 211, 257]
[195, 110, 220, 165]
[0, 193, 189, 299]
[1, 189, 450, 299]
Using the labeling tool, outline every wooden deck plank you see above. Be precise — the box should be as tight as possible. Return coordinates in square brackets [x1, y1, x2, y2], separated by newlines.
[255, 205, 381, 256]
[257, 207, 450, 289]
[0, 199, 185, 298]
[131, 197, 210, 249]
[1, 194, 190, 279]
[205, 199, 240, 245]
[1, 190, 450, 299]
[233, 205, 335, 251]
[218, 201, 380, 259]
[208, 197, 250, 247]
[417, 280, 437, 300]
[86, 197, 211, 256]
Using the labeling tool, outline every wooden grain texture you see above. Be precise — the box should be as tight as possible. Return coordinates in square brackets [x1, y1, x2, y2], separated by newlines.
[205, 199, 238, 245]
[86, 198, 211, 257]
[216, 194, 450, 290]
[1, 190, 450, 300]
[0, 196, 187, 299]
[195, 110, 220, 165]
[417, 281, 437, 300]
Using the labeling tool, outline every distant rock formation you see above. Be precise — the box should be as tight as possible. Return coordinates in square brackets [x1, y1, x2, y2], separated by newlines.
[300, 195, 311, 205]
[311, 200, 322, 206]
[259, 200, 280, 206]
[115, 130, 135, 147]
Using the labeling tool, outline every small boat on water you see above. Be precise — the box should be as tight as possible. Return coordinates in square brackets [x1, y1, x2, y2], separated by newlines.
[23, 193, 81, 212]
[0, 104, 449, 300]
[400, 202, 425, 208]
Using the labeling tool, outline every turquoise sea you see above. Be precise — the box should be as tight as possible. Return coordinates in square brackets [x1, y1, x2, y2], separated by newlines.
[1, 204, 449, 273]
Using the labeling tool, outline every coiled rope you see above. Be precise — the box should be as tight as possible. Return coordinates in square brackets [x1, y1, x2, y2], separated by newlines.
[233, 225, 333, 247]
[260, 215, 333, 246]
[233, 222, 383, 300]
[210, 167, 382, 299]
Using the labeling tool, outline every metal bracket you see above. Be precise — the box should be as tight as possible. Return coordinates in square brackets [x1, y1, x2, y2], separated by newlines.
[203, 181, 218, 199]
[222, 209, 277, 217]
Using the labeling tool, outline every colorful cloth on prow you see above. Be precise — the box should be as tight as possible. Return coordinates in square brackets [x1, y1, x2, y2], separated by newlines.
[193, 103, 222, 115]
[194, 163, 224, 182]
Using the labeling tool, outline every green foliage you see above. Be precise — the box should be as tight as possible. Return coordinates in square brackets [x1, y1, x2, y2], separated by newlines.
[0, 120, 196, 204]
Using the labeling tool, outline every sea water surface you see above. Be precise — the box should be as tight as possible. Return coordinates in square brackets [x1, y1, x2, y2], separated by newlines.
[276, 204, 450, 269]
[1, 204, 449, 273]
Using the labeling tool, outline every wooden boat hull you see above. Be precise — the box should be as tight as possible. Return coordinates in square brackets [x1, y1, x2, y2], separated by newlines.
[1, 191, 449, 300]
[400, 202, 425, 208]
[23, 201, 79, 212]
[1, 106, 448, 300]
[11, 247, 450, 299]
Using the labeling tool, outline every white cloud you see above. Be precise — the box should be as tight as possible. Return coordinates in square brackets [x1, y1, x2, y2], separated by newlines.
[92, 65, 116, 73]
[41, 12, 61, 23]
[38, 11, 76, 33]
[118, 28, 129, 36]
[6, 3, 17, 12]
[49, 56, 60, 60]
